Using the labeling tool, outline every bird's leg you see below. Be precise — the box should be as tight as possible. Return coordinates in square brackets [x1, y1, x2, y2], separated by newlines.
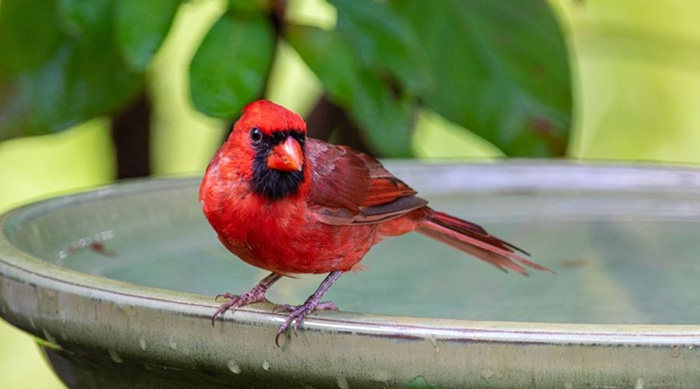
[212, 272, 282, 325]
[275, 271, 344, 346]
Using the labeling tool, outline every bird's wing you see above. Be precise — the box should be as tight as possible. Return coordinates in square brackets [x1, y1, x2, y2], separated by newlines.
[305, 138, 427, 225]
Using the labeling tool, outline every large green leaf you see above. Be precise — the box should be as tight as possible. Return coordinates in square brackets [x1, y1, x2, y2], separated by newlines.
[284, 25, 358, 106]
[330, 0, 430, 95]
[57, 0, 113, 38]
[392, 0, 572, 156]
[0, 0, 61, 79]
[189, 12, 275, 118]
[0, 0, 141, 140]
[228, 0, 270, 12]
[286, 25, 415, 156]
[114, 0, 181, 70]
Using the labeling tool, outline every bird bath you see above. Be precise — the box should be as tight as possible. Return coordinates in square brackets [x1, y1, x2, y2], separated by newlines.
[1, 162, 700, 387]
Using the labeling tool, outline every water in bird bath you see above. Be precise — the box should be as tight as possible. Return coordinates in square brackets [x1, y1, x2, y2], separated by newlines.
[7, 174, 700, 326]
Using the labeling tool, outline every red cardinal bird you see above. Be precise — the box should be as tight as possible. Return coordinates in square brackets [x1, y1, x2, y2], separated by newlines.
[200, 100, 551, 344]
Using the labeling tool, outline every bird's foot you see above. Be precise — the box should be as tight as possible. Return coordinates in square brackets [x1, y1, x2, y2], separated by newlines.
[211, 288, 268, 325]
[274, 300, 339, 346]
[274, 301, 338, 313]
[211, 273, 282, 326]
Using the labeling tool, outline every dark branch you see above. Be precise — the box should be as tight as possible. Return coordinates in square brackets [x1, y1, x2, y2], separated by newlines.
[111, 90, 151, 179]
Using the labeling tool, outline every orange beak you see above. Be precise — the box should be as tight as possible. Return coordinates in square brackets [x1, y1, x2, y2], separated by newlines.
[267, 136, 303, 172]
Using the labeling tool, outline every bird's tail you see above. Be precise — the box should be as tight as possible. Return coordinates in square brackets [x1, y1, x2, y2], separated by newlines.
[417, 209, 552, 275]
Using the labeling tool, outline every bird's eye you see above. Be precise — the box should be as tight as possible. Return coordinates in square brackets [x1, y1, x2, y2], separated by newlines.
[249, 127, 262, 144]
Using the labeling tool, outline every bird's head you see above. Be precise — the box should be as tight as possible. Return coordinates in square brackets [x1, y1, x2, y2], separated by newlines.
[222, 100, 308, 200]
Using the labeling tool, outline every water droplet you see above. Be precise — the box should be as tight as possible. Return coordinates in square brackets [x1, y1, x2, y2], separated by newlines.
[336, 376, 349, 389]
[429, 335, 440, 354]
[227, 360, 241, 374]
[109, 349, 123, 364]
[59, 312, 67, 326]
[168, 338, 177, 350]
[139, 338, 147, 351]
[262, 360, 270, 372]
[672, 345, 681, 358]
[42, 329, 57, 344]
[635, 377, 644, 389]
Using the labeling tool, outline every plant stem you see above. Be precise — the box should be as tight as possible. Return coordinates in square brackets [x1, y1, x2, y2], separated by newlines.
[111, 90, 151, 179]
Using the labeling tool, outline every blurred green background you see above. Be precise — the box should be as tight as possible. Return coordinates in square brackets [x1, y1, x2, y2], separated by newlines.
[3, 0, 700, 387]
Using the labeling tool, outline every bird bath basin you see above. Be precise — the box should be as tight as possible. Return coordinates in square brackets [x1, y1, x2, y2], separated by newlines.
[1, 162, 700, 387]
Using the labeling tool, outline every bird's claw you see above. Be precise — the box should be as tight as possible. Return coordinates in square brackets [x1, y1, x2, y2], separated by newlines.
[211, 290, 268, 326]
[215, 292, 236, 301]
[274, 300, 339, 346]
[275, 305, 311, 346]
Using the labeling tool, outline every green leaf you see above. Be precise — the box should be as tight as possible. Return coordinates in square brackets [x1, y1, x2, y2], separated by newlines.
[0, 0, 62, 78]
[57, 0, 113, 38]
[0, 0, 141, 141]
[330, 0, 430, 95]
[189, 12, 275, 118]
[284, 25, 359, 105]
[350, 70, 416, 157]
[391, 0, 572, 157]
[405, 375, 438, 389]
[286, 25, 415, 156]
[229, 0, 270, 12]
[114, 0, 181, 71]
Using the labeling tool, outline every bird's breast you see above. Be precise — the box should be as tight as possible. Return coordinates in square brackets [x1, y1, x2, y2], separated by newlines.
[200, 161, 378, 274]
[207, 195, 377, 274]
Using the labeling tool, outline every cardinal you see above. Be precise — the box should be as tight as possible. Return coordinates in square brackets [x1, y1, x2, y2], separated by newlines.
[200, 100, 551, 344]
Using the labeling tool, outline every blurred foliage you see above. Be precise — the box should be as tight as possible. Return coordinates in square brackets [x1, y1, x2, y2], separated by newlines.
[0, 0, 144, 139]
[115, 0, 181, 71]
[193, 0, 572, 156]
[562, 1, 700, 163]
[0, 0, 572, 157]
[190, 10, 275, 117]
[392, 1, 571, 157]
